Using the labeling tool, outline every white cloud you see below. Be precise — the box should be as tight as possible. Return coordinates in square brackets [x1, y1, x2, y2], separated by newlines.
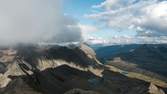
[85, 36, 109, 45]
[137, 1, 167, 34]
[92, 0, 119, 10]
[86, 0, 167, 44]
[78, 24, 98, 32]
[78, 24, 98, 40]
[86, 36, 167, 45]
[0, 0, 82, 46]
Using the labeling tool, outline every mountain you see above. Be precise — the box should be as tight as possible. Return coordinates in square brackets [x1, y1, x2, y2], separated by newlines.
[94, 44, 140, 62]
[0, 44, 166, 94]
[112, 44, 167, 77]
[94, 44, 167, 81]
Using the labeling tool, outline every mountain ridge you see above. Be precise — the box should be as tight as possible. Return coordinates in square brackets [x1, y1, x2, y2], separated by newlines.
[0, 44, 166, 94]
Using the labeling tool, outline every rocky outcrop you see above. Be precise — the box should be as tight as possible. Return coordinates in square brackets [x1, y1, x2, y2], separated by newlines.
[0, 74, 11, 88]
[1, 64, 166, 94]
[0, 44, 166, 94]
[0, 77, 42, 94]
[149, 83, 165, 94]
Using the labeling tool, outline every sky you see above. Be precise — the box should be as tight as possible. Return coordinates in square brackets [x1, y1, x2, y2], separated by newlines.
[64, 0, 167, 44]
[0, 0, 82, 46]
[0, 0, 166, 45]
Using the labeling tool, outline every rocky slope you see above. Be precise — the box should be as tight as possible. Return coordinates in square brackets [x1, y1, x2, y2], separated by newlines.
[0, 44, 166, 94]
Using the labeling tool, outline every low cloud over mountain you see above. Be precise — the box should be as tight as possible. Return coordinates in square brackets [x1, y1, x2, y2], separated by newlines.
[0, 0, 82, 45]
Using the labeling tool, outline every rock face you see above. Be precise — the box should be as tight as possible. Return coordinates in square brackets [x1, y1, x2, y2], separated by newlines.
[0, 44, 166, 94]
[149, 83, 165, 94]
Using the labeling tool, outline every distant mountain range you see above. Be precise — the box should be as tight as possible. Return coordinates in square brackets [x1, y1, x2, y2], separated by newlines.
[94, 44, 167, 78]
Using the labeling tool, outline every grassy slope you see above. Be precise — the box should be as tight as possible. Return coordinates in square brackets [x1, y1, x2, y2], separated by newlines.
[105, 64, 167, 88]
